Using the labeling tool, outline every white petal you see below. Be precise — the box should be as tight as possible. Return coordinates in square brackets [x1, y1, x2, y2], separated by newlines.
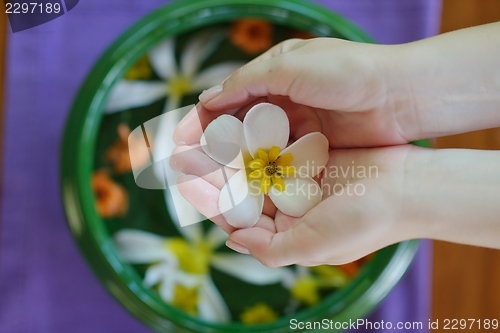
[158, 271, 176, 302]
[206, 225, 228, 249]
[244, 103, 290, 157]
[180, 29, 225, 78]
[144, 262, 173, 288]
[165, 93, 181, 113]
[142, 104, 206, 228]
[269, 176, 322, 217]
[114, 229, 171, 263]
[211, 253, 292, 285]
[198, 276, 231, 322]
[281, 132, 329, 177]
[149, 38, 177, 80]
[201, 115, 248, 168]
[105, 80, 166, 113]
[190, 62, 244, 92]
[219, 170, 264, 228]
[176, 223, 203, 244]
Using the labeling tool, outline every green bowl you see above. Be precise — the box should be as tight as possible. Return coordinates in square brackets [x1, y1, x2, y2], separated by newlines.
[60, 0, 427, 332]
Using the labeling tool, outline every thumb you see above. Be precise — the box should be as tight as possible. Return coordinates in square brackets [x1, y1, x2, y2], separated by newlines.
[227, 222, 318, 268]
[199, 39, 305, 111]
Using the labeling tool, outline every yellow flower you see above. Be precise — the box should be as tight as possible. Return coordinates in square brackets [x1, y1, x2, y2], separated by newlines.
[247, 146, 295, 194]
[290, 277, 320, 306]
[165, 237, 212, 275]
[124, 55, 153, 80]
[310, 265, 349, 288]
[202, 103, 329, 228]
[240, 303, 278, 324]
[171, 284, 199, 315]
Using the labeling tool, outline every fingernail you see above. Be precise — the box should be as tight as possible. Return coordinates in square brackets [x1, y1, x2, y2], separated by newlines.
[226, 240, 250, 254]
[199, 84, 223, 104]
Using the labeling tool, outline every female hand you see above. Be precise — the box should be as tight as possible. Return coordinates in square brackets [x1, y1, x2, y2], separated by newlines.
[172, 143, 424, 266]
[174, 37, 419, 149]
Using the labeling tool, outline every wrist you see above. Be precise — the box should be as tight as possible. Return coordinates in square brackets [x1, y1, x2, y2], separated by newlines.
[386, 23, 500, 141]
[401, 147, 500, 249]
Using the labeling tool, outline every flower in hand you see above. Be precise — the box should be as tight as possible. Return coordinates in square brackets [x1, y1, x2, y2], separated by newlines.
[200, 103, 329, 228]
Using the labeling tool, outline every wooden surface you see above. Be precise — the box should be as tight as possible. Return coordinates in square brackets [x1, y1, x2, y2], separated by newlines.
[432, 0, 500, 331]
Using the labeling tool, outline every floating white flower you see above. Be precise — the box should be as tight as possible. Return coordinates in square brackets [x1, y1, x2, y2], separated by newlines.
[105, 29, 244, 114]
[114, 222, 291, 322]
[201, 103, 329, 228]
[104, 29, 244, 228]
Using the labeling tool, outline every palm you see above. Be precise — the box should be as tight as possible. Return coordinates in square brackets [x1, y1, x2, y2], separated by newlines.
[255, 144, 410, 233]
[228, 145, 414, 265]
[231, 95, 408, 149]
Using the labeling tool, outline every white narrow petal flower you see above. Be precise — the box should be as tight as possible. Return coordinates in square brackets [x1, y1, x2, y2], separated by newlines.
[158, 271, 177, 302]
[281, 132, 329, 178]
[268, 175, 322, 217]
[148, 38, 177, 80]
[244, 103, 290, 157]
[201, 115, 248, 168]
[180, 29, 225, 78]
[144, 262, 175, 288]
[198, 276, 231, 322]
[211, 253, 292, 285]
[114, 229, 172, 263]
[206, 225, 228, 249]
[105, 80, 167, 113]
[175, 223, 203, 244]
[190, 62, 244, 92]
[164, 94, 182, 113]
[219, 170, 264, 228]
[147, 104, 205, 228]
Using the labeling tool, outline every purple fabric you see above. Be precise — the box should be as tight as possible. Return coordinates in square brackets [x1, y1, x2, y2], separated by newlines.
[0, 1, 440, 332]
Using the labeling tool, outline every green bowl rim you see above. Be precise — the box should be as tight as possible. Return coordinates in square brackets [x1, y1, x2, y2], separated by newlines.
[60, 0, 421, 332]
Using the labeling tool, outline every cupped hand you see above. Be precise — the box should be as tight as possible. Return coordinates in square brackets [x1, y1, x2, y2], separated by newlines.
[174, 38, 421, 149]
[171, 143, 425, 267]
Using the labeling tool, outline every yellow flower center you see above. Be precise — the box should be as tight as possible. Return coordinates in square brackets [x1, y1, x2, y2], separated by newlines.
[310, 265, 349, 288]
[166, 237, 212, 275]
[240, 303, 278, 324]
[171, 284, 199, 315]
[290, 277, 320, 306]
[247, 146, 295, 194]
[124, 55, 153, 80]
[168, 76, 192, 97]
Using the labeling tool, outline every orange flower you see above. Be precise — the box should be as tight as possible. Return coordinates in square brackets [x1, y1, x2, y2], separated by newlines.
[105, 123, 150, 174]
[105, 124, 133, 173]
[337, 254, 374, 277]
[290, 30, 316, 39]
[92, 170, 128, 218]
[337, 261, 360, 277]
[230, 19, 273, 54]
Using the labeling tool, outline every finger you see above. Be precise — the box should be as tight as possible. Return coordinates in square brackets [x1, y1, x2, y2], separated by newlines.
[170, 145, 236, 190]
[177, 174, 277, 234]
[199, 39, 305, 111]
[228, 221, 319, 267]
[177, 174, 235, 234]
[174, 96, 271, 145]
[173, 104, 221, 145]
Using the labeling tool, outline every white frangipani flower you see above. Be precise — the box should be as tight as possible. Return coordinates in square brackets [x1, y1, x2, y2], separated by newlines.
[114, 222, 292, 322]
[105, 29, 244, 114]
[201, 103, 329, 228]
